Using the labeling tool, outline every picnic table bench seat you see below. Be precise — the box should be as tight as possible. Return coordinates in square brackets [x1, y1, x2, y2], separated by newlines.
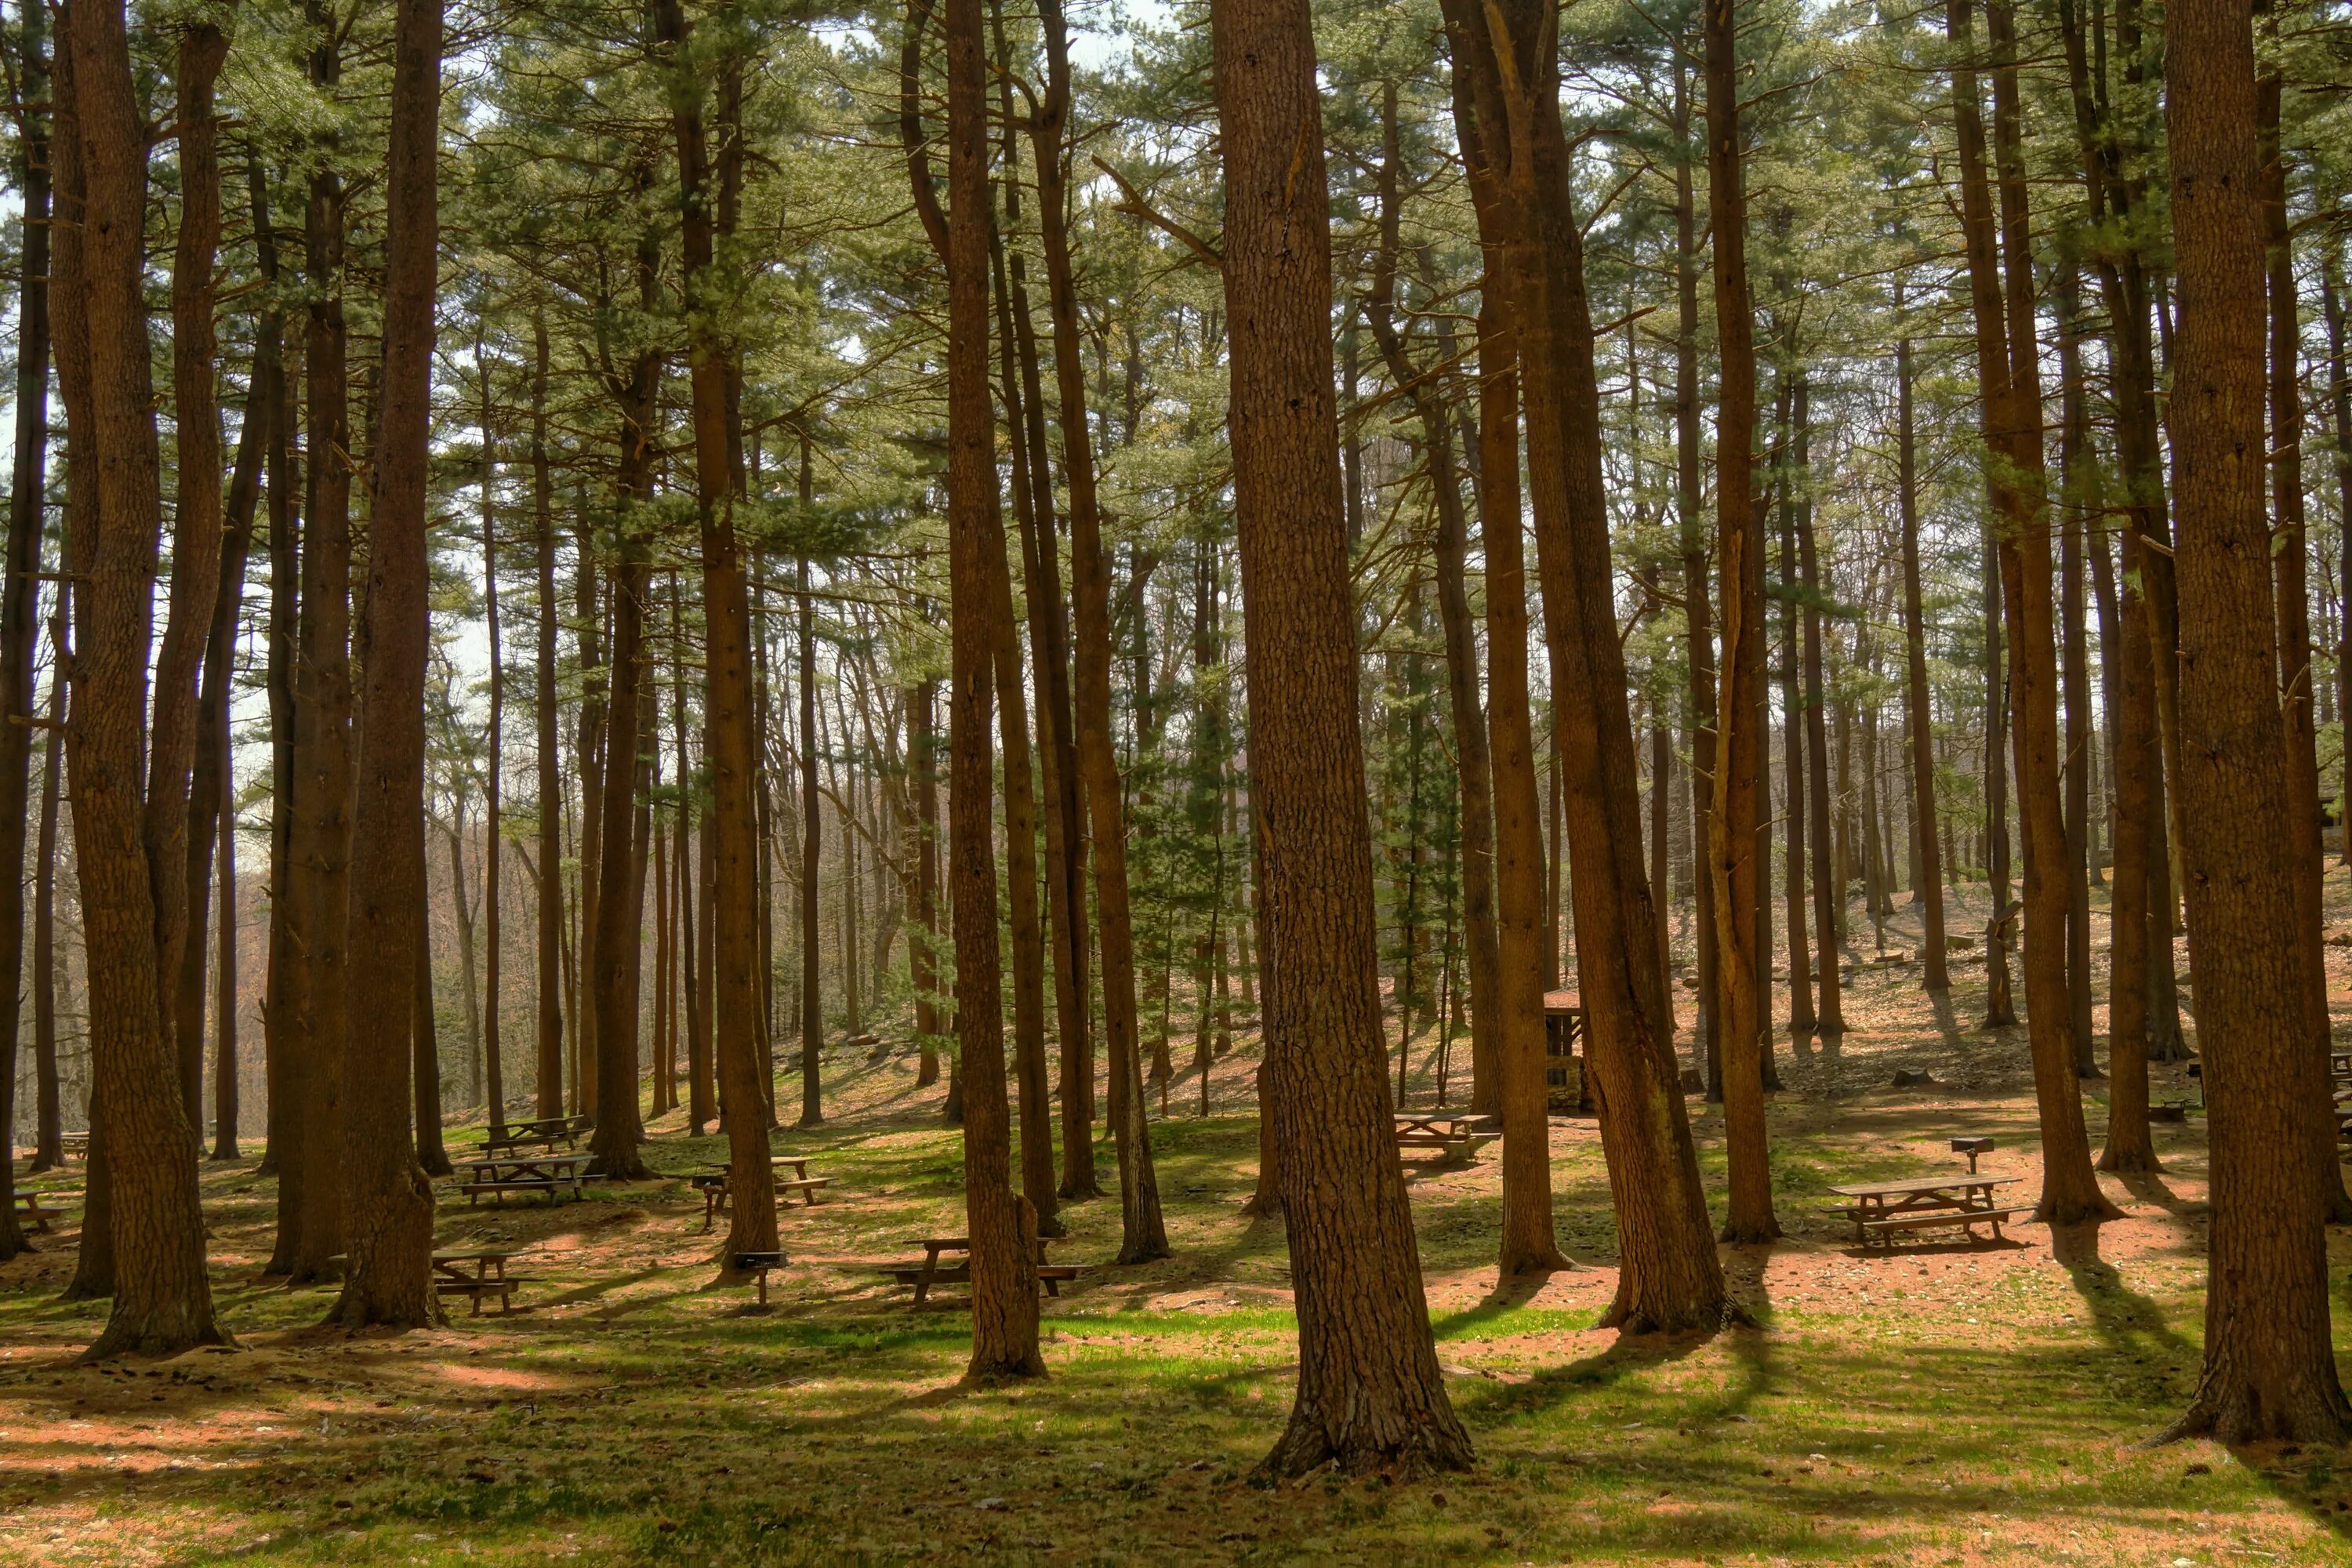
[694, 1166, 833, 1229]
[1853, 1205, 2033, 1240]
[434, 1274, 535, 1314]
[1392, 1112, 1499, 1162]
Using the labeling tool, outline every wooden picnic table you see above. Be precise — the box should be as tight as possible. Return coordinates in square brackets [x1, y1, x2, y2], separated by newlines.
[432, 1249, 532, 1314]
[882, 1236, 1079, 1306]
[11, 1187, 79, 1233]
[58, 1131, 89, 1162]
[1829, 1173, 2028, 1248]
[691, 1159, 831, 1227]
[1392, 1112, 1498, 1161]
[483, 1116, 591, 1156]
[700, 1156, 813, 1180]
[450, 1152, 592, 1205]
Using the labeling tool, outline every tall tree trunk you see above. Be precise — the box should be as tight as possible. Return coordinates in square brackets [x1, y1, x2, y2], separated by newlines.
[676, 583, 712, 1133]
[1795, 378, 1841, 1036]
[1702, 0, 1778, 1243]
[2323, 244, 2352, 868]
[2056, 273, 2100, 1077]
[32, 624, 64, 1174]
[797, 546, 822, 1126]
[410, 833, 448, 1177]
[944, 0, 1043, 1376]
[913, 677, 940, 1087]
[1214, 0, 1472, 1472]
[1438, 67, 1566, 1276]
[59, 0, 229, 1353]
[256, 164, 296, 1200]
[1975, 0, 2113, 1222]
[1896, 331, 1947, 990]
[332, 0, 442, 1328]
[572, 510, 603, 1124]
[1774, 379, 1813, 1036]
[2258, 37, 2346, 1218]
[530, 316, 559, 1126]
[1020, 0, 1162, 1251]
[1446, 0, 1731, 1325]
[976, 104, 1062, 1232]
[1674, 55, 1722, 1087]
[1366, 85, 1502, 1123]
[212, 760, 238, 1159]
[2160, 0, 2349, 1440]
[668, 0, 777, 1269]
[0, 0, 53, 1246]
[53, 3, 109, 1301]
[993, 108, 1094, 1203]
[181, 321, 270, 1163]
[2100, 517, 2161, 1173]
[480, 339, 503, 1119]
[153, 22, 230, 1140]
[586, 196, 662, 1181]
[288, 0, 356, 1283]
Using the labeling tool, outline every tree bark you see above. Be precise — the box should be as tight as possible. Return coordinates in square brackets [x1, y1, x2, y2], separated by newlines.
[944, 0, 1044, 1377]
[586, 214, 659, 1181]
[287, 0, 356, 1283]
[2100, 517, 2160, 1174]
[1701, 0, 1777, 1244]
[1794, 378, 1841, 1036]
[150, 23, 230, 1144]
[1436, 64, 1566, 1277]
[1025, 0, 1165, 1257]
[1895, 332, 1947, 991]
[212, 756, 238, 1159]
[669, 0, 777, 1269]
[182, 312, 271, 1164]
[32, 618, 64, 1175]
[2324, 244, 2352, 870]
[479, 337, 503, 1121]
[332, 0, 443, 1329]
[531, 315, 559, 1127]
[1366, 82, 1502, 1129]
[797, 543, 822, 1127]
[2160, 0, 2349, 1441]
[1773, 377, 1813, 1036]
[1446, 0, 1731, 1325]
[2257, 40, 2346, 1218]
[977, 125, 1062, 1232]
[0, 0, 53, 1247]
[1215, 0, 1473, 1473]
[1980, 0, 2114, 1223]
[2056, 272, 2099, 1078]
[1670, 59, 1721, 1087]
[59, 0, 229, 1354]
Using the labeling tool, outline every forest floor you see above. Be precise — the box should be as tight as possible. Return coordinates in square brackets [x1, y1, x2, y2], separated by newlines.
[6, 875, 2352, 1565]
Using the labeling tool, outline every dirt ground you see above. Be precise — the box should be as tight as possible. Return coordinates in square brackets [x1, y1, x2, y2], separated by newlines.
[4, 873, 2352, 1565]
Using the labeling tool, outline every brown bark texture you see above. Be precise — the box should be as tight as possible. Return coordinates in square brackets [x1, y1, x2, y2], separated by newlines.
[60, 0, 227, 1356]
[1214, 0, 1472, 1475]
[332, 0, 443, 1330]
[945, 0, 1044, 1377]
[2159, 0, 2350, 1445]
[1700, 0, 1777, 1247]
